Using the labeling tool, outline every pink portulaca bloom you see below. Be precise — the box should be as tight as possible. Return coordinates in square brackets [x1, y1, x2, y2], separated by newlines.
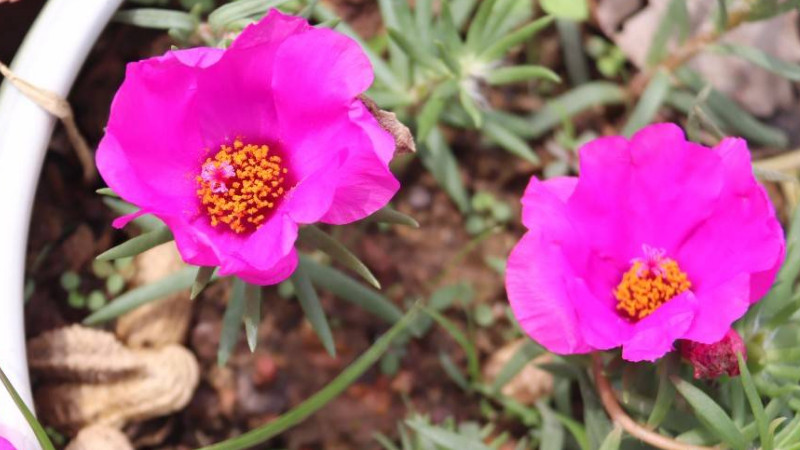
[506, 124, 784, 362]
[97, 10, 399, 285]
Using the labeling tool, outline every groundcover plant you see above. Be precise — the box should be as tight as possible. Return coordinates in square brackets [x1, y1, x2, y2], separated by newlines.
[4, 0, 800, 449]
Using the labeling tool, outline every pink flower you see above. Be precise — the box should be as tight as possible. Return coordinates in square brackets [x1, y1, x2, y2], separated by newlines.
[0, 437, 14, 450]
[505, 124, 784, 362]
[681, 328, 746, 379]
[96, 10, 399, 285]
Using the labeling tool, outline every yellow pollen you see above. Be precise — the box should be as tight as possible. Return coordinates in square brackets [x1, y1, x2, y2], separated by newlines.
[614, 259, 691, 320]
[196, 139, 291, 234]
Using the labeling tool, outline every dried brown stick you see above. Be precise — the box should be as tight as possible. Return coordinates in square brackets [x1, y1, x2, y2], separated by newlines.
[0, 61, 96, 182]
[591, 353, 718, 450]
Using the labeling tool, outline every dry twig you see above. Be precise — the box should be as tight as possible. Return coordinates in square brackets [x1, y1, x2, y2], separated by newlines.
[591, 353, 718, 450]
[0, 61, 95, 182]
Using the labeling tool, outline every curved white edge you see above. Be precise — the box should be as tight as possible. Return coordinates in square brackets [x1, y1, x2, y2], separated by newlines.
[0, 0, 123, 448]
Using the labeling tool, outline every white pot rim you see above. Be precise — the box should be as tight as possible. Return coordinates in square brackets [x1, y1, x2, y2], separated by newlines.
[0, 0, 122, 448]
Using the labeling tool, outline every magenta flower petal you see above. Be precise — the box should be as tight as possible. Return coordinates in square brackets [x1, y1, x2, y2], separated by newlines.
[506, 123, 784, 361]
[622, 291, 697, 362]
[97, 10, 399, 285]
[96, 48, 222, 214]
[320, 107, 399, 224]
[506, 178, 593, 354]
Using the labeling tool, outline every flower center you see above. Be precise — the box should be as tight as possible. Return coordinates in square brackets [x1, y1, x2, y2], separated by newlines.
[613, 245, 691, 320]
[196, 139, 290, 234]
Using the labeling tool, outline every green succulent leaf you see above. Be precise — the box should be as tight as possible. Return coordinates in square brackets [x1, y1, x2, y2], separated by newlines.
[672, 377, 747, 450]
[485, 65, 561, 85]
[540, 0, 588, 21]
[292, 260, 336, 357]
[83, 266, 199, 325]
[96, 226, 173, 261]
[298, 225, 380, 289]
[218, 277, 247, 366]
[300, 255, 403, 324]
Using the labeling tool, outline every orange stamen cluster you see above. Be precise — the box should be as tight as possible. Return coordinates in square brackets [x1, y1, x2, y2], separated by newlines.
[614, 258, 691, 320]
[196, 139, 290, 234]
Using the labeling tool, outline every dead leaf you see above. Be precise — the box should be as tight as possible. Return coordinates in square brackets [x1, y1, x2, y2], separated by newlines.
[359, 94, 417, 155]
[35, 344, 199, 433]
[28, 325, 141, 383]
[65, 425, 133, 450]
[482, 339, 554, 405]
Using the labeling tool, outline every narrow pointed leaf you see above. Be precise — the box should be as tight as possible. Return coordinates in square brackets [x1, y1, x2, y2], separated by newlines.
[417, 81, 458, 141]
[459, 88, 483, 128]
[374, 433, 401, 450]
[676, 68, 788, 148]
[417, 96, 446, 142]
[415, 0, 434, 44]
[622, 69, 671, 137]
[406, 418, 493, 450]
[597, 426, 623, 450]
[418, 128, 470, 212]
[436, 41, 462, 75]
[714, 0, 728, 32]
[218, 278, 247, 366]
[776, 415, 800, 447]
[298, 226, 380, 289]
[479, 16, 554, 61]
[737, 352, 771, 449]
[387, 28, 441, 71]
[714, 43, 800, 81]
[486, 65, 561, 85]
[191, 266, 217, 300]
[672, 377, 747, 450]
[96, 187, 118, 197]
[483, 0, 530, 42]
[83, 266, 198, 325]
[465, 0, 497, 50]
[300, 255, 403, 323]
[367, 206, 419, 228]
[243, 283, 261, 352]
[541, 0, 588, 21]
[557, 19, 590, 85]
[114, 8, 198, 31]
[208, 0, 291, 30]
[646, 0, 690, 65]
[299, 0, 320, 19]
[292, 261, 336, 356]
[437, 0, 463, 51]
[97, 226, 173, 261]
[646, 356, 676, 427]
[537, 401, 566, 450]
[439, 351, 469, 390]
[483, 120, 539, 164]
[0, 366, 56, 450]
[200, 306, 420, 450]
[552, 412, 590, 450]
[519, 82, 627, 138]
[422, 306, 480, 381]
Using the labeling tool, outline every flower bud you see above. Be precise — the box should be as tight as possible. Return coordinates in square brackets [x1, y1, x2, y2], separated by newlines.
[680, 329, 746, 379]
